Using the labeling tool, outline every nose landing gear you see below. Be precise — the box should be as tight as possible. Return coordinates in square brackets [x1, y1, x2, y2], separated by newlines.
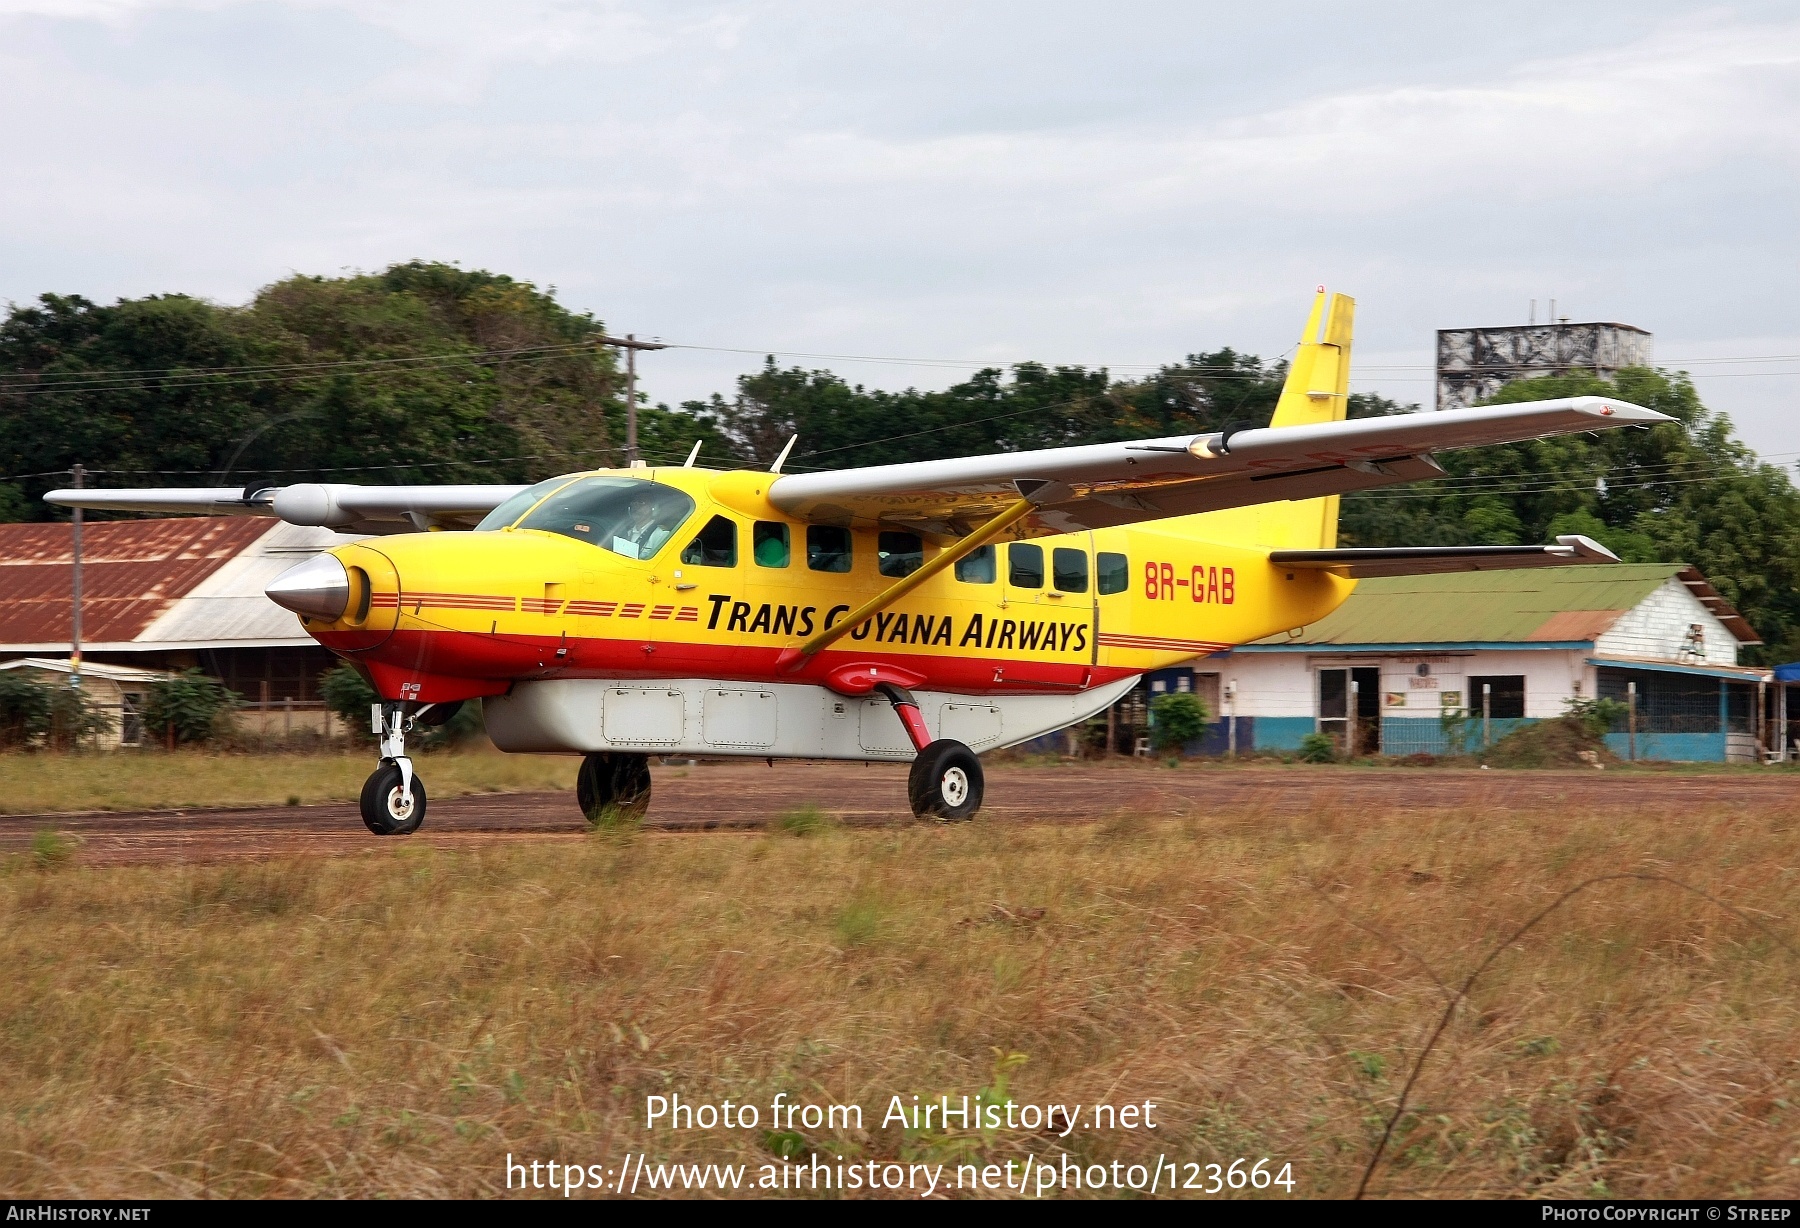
[361, 702, 427, 835]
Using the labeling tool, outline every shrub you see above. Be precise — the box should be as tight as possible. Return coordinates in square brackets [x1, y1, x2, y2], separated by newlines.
[1297, 732, 1337, 763]
[320, 664, 379, 738]
[0, 673, 53, 749]
[140, 670, 236, 746]
[45, 684, 116, 750]
[1149, 692, 1209, 752]
[1564, 697, 1629, 740]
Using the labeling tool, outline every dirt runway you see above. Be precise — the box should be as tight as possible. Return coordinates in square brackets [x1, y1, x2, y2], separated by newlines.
[2, 760, 1790, 867]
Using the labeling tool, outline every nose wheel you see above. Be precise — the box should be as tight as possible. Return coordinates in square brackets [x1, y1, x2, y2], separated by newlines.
[360, 701, 428, 836]
[361, 760, 427, 835]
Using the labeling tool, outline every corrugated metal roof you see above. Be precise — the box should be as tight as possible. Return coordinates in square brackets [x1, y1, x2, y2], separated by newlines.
[1257, 564, 1686, 645]
[0, 517, 276, 647]
[136, 521, 355, 646]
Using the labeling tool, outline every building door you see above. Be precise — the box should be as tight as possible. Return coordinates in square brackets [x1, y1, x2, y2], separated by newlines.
[1319, 667, 1381, 754]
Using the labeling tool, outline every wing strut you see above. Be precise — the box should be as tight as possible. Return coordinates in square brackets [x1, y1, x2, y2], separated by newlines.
[778, 493, 1039, 672]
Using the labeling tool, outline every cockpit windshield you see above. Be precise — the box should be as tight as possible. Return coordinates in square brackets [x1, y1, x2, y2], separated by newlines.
[473, 477, 579, 533]
[512, 478, 696, 559]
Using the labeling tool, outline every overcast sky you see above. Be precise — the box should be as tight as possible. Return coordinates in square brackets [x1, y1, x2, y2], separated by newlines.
[2, 1, 1796, 460]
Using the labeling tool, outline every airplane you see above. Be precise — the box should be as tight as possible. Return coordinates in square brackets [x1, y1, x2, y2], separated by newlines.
[48, 291, 1671, 835]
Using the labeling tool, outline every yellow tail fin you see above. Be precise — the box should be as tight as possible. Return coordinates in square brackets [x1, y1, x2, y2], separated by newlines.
[1262, 288, 1354, 548]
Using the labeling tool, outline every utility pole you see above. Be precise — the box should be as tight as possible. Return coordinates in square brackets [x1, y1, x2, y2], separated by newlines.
[597, 333, 668, 468]
[70, 463, 83, 692]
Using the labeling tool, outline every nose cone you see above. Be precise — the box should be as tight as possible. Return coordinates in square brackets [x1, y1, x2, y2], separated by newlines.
[267, 552, 350, 620]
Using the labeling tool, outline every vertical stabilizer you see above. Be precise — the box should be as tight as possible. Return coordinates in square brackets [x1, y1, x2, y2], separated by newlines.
[1263, 289, 1355, 548]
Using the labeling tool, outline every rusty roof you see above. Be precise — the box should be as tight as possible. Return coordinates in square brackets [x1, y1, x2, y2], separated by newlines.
[0, 517, 276, 647]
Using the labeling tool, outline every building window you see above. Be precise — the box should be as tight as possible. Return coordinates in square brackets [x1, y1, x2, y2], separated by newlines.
[1468, 675, 1525, 719]
[120, 691, 144, 746]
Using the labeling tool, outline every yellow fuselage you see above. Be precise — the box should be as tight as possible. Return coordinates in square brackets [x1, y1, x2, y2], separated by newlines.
[303, 467, 1353, 703]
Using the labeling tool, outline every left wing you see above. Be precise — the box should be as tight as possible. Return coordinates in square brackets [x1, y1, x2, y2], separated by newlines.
[767, 396, 1672, 536]
[1269, 535, 1620, 578]
[42, 482, 527, 535]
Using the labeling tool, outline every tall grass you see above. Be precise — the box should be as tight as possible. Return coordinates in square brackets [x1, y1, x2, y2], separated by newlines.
[0, 749, 577, 815]
[1, 797, 1795, 1198]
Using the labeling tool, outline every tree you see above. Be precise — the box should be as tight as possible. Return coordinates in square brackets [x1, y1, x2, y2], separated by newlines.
[1150, 692, 1209, 752]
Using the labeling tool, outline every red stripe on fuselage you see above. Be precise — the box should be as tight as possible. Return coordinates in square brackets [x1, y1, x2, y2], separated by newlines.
[313, 625, 1140, 697]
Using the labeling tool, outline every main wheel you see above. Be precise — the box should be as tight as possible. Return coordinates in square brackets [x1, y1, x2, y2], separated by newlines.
[908, 739, 983, 821]
[577, 752, 652, 825]
[360, 762, 426, 835]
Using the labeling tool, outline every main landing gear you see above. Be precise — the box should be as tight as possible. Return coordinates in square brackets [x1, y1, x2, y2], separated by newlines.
[577, 752, 652, 825]
[358, 700, 456, 835]
[876, 683, 984, 822]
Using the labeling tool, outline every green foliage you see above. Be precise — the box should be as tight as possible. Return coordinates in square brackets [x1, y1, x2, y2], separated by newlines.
[1564, 697, 1629, 740]
[776, 804, 831, 837]
[1439, 705, 1472, 756]
[1485, 715, 1614, 769]
[1149, 692, 1209, 751]
[31, 828, 73, 872]
[1297, 732, 1337, 764]
[320, 664, 378, 736]
[0, 263, 723, 514]
[46, 685, 115, 750]
[140, 669, 236, 746]
[0, 673, 53, 748]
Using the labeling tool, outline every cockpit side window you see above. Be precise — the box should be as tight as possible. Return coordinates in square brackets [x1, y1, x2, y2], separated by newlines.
[680, 515, 738, 567]
[514, 478, 697, 559]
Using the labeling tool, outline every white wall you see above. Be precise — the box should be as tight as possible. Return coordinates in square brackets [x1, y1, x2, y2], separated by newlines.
[1596, 577, 1738, 666]
[1221, 647, 1592, 721]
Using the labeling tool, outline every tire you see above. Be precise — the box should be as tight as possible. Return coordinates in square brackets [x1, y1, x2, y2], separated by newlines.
[415, 700, 463, 728]
[360, 762, 426, 835]
[907, 739, 983, 821]
[577, 752, 652, 825]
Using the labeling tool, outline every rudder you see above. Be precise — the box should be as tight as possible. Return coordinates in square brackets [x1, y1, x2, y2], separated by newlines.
[1262, 289, 1354, 548]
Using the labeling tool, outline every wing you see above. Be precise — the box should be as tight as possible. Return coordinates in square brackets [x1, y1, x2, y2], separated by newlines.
[767, 396, 1672, 536]
[42, 483, 527, 535]
[1269, 535, 1620, 578]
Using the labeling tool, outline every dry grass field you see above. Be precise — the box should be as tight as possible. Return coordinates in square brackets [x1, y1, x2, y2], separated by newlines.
[2, 778, 1796, 1200]
[0, 749, 577, 815]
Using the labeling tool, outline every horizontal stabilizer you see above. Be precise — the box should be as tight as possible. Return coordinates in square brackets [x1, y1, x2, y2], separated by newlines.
[1269, 535, 1620, 578]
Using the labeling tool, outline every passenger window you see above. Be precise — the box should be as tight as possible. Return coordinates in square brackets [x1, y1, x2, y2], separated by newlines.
[1053, 548, 1089, 594]
[878, 531, 923, 578]
[807, 525, 852, 573]
[955, 543, 996, 583]
[1097, 551, 1129, 595]
[680, 515, 737, 567]
[1009, 542, 1044, 588]
[753, 522, 790, 568]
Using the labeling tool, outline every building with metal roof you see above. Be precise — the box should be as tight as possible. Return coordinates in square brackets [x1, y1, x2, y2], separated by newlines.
[1160, 563, 1774, 763]
[0, 516, 345, 705]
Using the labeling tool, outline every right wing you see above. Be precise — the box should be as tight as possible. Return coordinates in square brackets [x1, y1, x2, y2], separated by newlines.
[767, 396, 1673, 535]
[42, 483, 527, 535]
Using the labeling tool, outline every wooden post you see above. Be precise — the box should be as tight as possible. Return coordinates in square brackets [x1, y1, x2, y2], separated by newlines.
[1226, 679, 1237, 758]
[260, 679, 270, 735]
[1482, 682, 1492, 750]
[284, 695, 292, 737]
[1106, 702, 1117, 757]
[1627, 680, 1637, 762]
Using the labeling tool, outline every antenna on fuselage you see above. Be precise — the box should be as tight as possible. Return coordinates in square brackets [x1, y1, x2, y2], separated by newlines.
[769, 435, 798, 474]
[682, 439, 703, 467]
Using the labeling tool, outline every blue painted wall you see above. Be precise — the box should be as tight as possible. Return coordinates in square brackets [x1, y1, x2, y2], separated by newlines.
[1603, 731, 1726, 762]
[1250, 716, 1314, 751]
